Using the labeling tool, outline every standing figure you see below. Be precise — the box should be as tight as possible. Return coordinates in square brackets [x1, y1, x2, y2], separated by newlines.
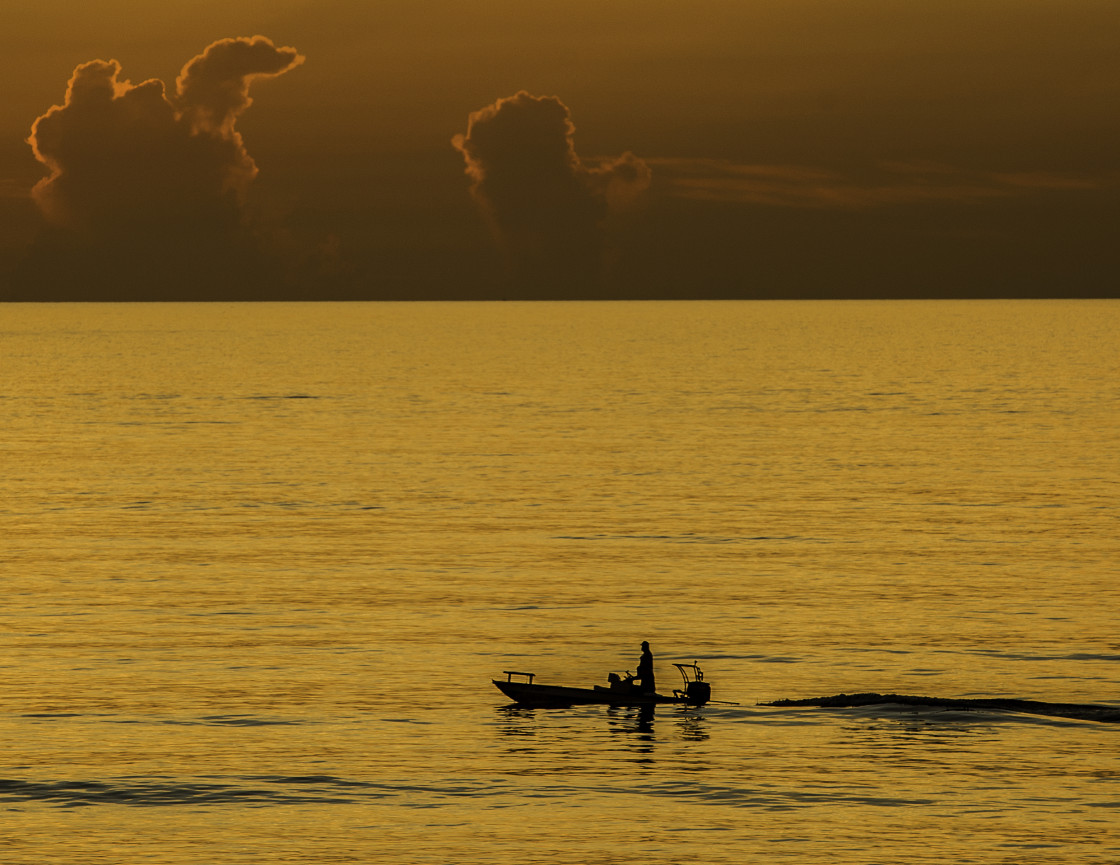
[635, 641, 655, 694]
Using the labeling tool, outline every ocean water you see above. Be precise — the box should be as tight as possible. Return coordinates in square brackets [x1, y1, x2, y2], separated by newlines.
[2, 299, 1118, 864]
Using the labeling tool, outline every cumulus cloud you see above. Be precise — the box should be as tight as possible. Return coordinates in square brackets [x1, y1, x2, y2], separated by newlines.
[30, 36, 302, 231]
[452, 91, 650, 292]
[17, 37, 303, 299]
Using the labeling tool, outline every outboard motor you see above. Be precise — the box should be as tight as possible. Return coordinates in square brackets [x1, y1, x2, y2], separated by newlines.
[673, 662, 711, 705]
[685, 680, 711, 705]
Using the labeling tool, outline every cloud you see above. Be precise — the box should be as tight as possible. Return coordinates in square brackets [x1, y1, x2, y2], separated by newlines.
[16, 37, 303, 299]
[452, 91, 650, 292]
[648, 157, 1114, 210]
[29, 36, 303, 232]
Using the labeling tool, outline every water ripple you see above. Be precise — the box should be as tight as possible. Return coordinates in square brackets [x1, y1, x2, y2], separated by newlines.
[0, 775, 535, 809]
[0, 776, 365, 807]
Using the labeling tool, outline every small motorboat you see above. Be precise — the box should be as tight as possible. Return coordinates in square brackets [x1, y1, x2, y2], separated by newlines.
[493, 662, 713, 707]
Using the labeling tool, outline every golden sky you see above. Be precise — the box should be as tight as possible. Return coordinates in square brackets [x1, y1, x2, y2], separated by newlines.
[1, 0, 1116, 299]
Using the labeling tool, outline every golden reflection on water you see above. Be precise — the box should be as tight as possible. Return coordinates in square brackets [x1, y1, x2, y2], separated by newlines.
[2, 300, 1118, 863]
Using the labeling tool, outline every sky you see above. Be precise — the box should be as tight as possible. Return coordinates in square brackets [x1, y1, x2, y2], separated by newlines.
[1, 0, 1116, 300]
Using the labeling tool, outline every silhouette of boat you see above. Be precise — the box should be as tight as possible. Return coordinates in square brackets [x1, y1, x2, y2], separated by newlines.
[493, 662, 712, 707]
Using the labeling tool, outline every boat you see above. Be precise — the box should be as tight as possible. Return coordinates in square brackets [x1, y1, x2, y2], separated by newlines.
[493, 662, 713, 707]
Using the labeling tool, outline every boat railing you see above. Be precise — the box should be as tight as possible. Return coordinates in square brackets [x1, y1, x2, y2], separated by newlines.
[502, 670, 535, 684]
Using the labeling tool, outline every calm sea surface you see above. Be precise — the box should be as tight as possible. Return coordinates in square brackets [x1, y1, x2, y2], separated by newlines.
[2, 300, 1118, 864]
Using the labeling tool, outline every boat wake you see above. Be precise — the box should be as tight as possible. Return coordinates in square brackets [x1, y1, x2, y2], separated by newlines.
[760, 693, 1120, 724]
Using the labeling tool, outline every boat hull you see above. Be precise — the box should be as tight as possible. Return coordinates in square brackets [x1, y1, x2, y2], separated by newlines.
[492, 679, 692, 707]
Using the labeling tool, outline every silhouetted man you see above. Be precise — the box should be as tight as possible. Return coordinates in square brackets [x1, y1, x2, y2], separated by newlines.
[635, 641, 655, 694]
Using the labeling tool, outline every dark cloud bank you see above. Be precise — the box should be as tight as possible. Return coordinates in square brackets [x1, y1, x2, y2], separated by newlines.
[5, 48, 1114, 301]
[7, 37, 304, 301]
